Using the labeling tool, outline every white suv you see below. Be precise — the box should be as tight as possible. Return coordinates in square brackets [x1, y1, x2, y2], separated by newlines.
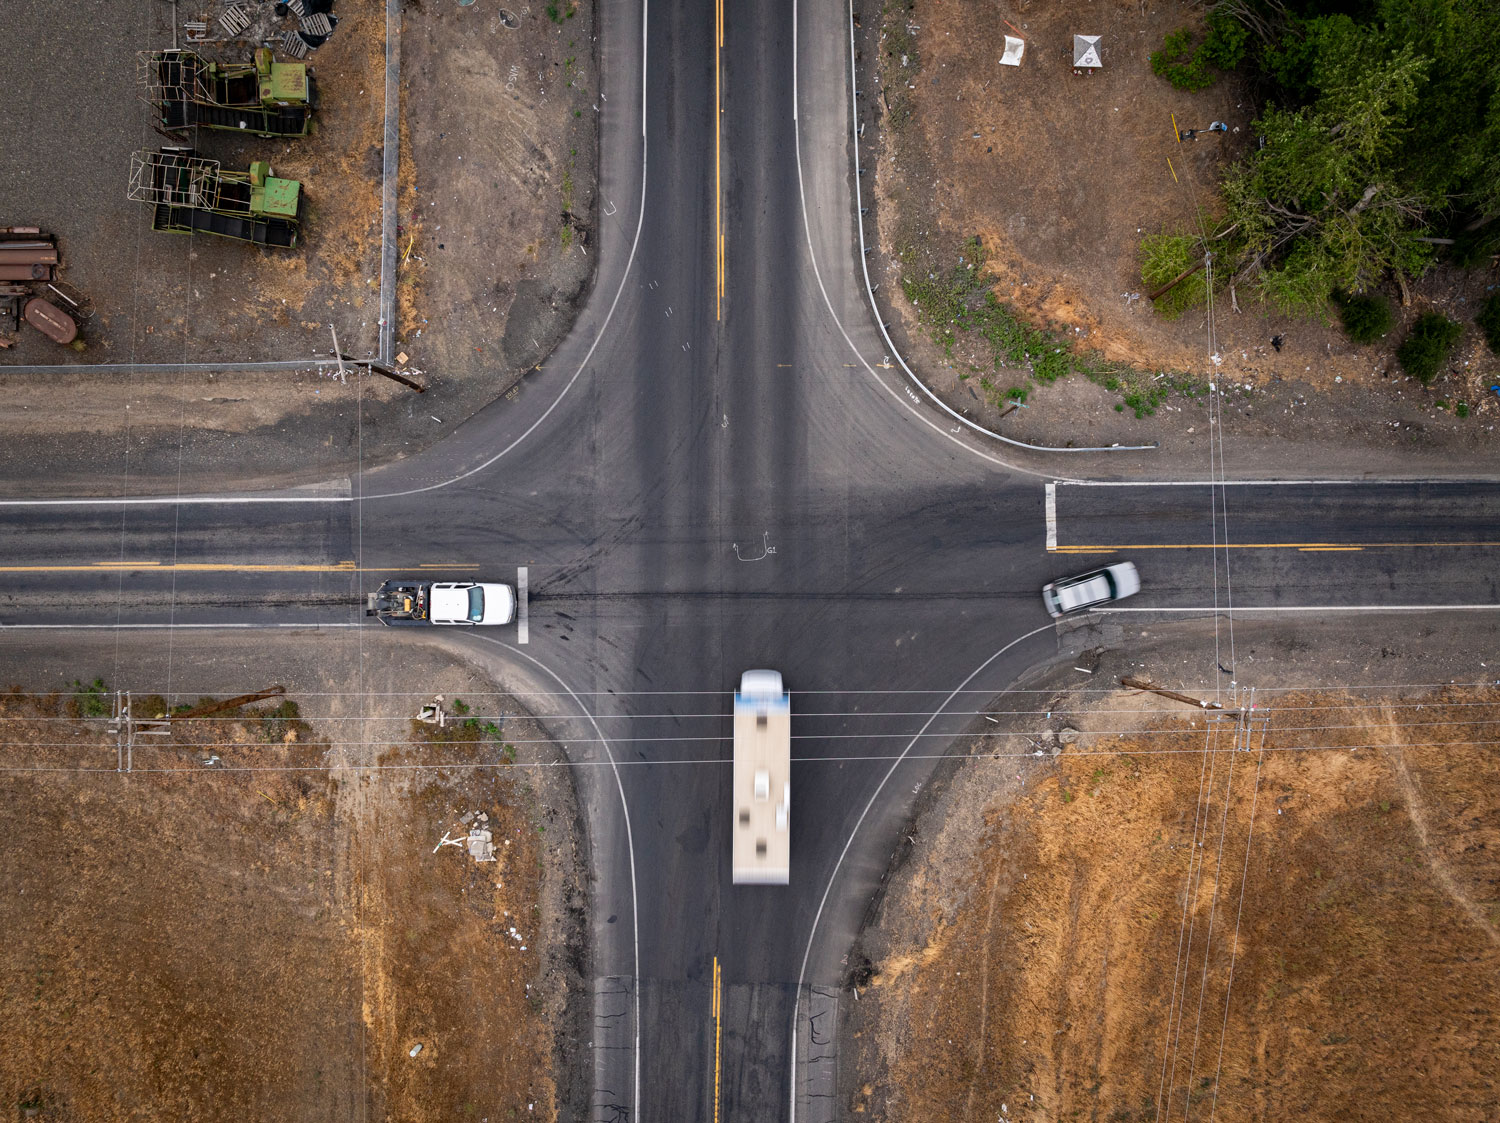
[1042, 562, 1140, 617]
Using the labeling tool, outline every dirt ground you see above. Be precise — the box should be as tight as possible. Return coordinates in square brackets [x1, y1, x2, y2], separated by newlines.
[844, 678, 1500, 1121]
[0, 651, 587, 1121]
[856, 0, 1500, 465]
[0, 0, 598, 495]
[0, 1, 386, 366]
[397, 0, 597, 385]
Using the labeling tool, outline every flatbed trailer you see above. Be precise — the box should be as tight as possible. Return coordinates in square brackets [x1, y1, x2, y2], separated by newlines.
[366, 580, 432, 625]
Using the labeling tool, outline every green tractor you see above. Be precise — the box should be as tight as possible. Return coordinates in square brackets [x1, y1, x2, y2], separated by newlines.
[128, 149, 304, 248]
[142, 48, 317, 138]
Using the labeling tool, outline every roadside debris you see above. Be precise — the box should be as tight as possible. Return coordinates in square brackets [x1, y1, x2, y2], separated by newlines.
[416, 694, 447, 727]
[433, 810, 498, 863]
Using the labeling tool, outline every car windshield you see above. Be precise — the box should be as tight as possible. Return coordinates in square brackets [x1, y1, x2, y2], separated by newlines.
[467, 587, 484, 622]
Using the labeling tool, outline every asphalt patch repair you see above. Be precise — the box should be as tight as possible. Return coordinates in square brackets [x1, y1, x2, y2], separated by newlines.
[0, 684, 584, 1122]
[845, 684, 1500, 1121]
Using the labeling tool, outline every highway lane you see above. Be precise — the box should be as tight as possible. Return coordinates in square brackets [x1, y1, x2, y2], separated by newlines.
[1049, 481, 1500, 610]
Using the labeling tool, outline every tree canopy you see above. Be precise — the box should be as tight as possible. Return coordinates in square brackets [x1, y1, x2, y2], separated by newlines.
[1153, 0, 1500, 317]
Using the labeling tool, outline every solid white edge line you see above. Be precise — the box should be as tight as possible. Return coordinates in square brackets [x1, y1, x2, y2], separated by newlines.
[1058, 477, 1500, 487]
[517, 566, 529, 645]
[0, 623, 366, 629]
[1045, 482, 1057, 552]
[473, 636, 641, 1123]
[789, 0, 1027, 479]
[1101, 604, 1500, 613]
[836, 8, 1154, 458]
[787, 622, 1055, 1123]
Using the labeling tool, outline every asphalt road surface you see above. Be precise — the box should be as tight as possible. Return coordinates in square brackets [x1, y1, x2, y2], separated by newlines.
[2, 1, 1499, 1120]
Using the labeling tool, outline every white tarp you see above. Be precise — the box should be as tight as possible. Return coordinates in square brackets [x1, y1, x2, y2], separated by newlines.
[1074, 34, 1102, 67]
[1000, 35, 1025, 67]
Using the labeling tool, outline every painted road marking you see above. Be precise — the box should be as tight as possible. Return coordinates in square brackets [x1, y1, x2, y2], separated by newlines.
[1054, 478, 1498, 487]
[0, 623, 365, 629]
[1044, 483, 1057, 551]
[715, 0, 724, 319]
[0, 562, 478, 574]
[1051, 541, 1499, 552]
[712, 956, 722, 1123]
[517, 566, 529, 644]
[1101, 604, 1500, 613]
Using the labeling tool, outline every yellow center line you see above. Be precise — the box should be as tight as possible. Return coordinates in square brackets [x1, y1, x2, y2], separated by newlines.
[714, 0, 723, 320]
[1051, 541, 1499, 552]
[713, 956, 722, 1123]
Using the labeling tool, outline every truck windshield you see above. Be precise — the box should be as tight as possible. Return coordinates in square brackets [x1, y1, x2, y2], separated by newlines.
[467, 587, 484, 622]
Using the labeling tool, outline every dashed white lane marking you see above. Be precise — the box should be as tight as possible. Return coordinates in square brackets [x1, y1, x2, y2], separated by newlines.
[1045, 483, 1057, 552]
[517, 566, 529, 644]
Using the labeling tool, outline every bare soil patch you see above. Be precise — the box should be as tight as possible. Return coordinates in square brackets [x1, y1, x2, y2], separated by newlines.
[398, 0, 597, 387]
[856, 0, 1500, 465]
[845, 683, 1500, 1121]
[0, 666, 586, 1121]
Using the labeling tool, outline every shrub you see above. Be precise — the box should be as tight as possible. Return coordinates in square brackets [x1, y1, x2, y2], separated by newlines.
[68, 678, 111, 718]
[1151, 28, 1214, 90]
[1150, 12, 1247, 91]
[1396, 313, 1463, 383]
[1478, 292, 1500, 354]
[1334, 291, 1394, 344]
[1140, 232, 1207, 320]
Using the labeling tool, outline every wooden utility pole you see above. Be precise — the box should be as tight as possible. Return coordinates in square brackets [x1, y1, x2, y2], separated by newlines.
[337, 352, 425, 393]
[1146, 257, 1207, 302]
[1121, 675, 1237, 714]
[329, 325, 425, 392]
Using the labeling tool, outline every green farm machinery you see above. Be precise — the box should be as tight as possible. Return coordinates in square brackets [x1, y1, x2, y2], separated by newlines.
[142, 48, 317, 138]
[128, 149, 303, 248]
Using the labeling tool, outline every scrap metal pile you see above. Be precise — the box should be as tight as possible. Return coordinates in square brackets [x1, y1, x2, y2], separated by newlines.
[0, 228, 84, 350]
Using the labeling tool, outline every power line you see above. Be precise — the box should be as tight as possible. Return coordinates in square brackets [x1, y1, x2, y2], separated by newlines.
[1208, 714, 1269, 1122]
[8, 710, 1500, 731]
[2, 736, 1495, 775]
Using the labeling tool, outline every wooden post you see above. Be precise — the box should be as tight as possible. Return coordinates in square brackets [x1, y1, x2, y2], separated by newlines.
[1121, 675, 1237, 714]
[1147, 257, 1206, 303]
[170, 685, 286, 721]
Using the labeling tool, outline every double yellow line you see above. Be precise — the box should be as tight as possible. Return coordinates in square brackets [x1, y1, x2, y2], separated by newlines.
[715, 0, 725, 320]
[712, 955, 723, 1123]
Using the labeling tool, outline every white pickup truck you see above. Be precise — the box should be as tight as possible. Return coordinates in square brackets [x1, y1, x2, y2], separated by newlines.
[367, 580, 516, 626]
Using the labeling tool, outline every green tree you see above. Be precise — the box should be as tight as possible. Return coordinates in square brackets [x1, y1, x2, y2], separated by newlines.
[1217, 31, 1435, 315]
